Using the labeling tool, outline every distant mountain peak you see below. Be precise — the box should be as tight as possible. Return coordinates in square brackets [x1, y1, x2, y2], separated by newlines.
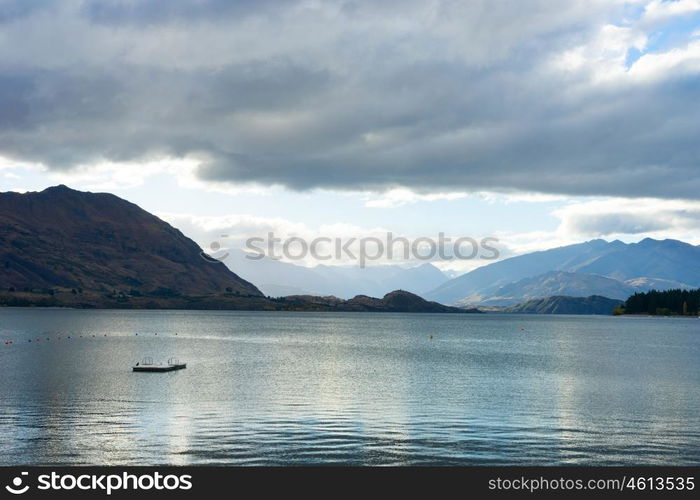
[637, 236, 682, 244]
[38, 184, 90, 198]
[43, 184, 74, 192]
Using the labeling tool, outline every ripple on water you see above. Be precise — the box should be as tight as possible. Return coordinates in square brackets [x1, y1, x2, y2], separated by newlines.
[0, 310, 699, 465]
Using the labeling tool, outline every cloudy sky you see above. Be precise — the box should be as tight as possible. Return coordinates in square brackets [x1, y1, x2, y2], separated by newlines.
[1, 0, 700, 272]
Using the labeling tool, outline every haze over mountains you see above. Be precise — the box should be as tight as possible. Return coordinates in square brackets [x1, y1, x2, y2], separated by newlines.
[223, 249, 449, 299]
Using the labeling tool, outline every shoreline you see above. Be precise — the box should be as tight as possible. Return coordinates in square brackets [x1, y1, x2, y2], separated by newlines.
[0, 291, 479, 314]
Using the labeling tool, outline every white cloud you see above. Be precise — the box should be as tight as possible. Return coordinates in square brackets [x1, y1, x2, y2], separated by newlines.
[643, 0, 700, 23]
[551, 19, 700, 87]
[629, 40, 700, 81]
[48, 157, 185, 190]
[32, 155, 275, 197]
[361, 189, 568, 208]
[362, 188, 470, 208]
[554, 23, 646, 77]
[554, 198, 700, 241]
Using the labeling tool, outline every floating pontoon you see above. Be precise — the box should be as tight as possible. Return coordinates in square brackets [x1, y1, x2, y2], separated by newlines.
[133, 357, 186, 372]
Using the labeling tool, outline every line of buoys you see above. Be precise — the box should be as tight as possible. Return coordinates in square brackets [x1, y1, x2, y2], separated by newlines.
[3, 331, 180, 345]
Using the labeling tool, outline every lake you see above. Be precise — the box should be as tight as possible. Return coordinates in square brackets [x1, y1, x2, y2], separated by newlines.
[0, 308, 698, 465]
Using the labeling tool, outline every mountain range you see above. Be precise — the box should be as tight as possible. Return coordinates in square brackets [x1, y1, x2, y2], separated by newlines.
[222, 237, 700, 307]
[425, 238, 700, 306]
[0, 186, 469, 313]
[220, 236, 700, 307]
[3, 185, 698, 313]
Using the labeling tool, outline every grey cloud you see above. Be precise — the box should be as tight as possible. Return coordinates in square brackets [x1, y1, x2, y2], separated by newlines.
[1, 0, 699, 198]
[562, 204, 700, 237]
[565, 213, 671, 236]
[0, 0, 57, 23]
[82, 0, 291, 25]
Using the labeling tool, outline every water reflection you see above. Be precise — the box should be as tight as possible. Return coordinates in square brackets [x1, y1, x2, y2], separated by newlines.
[0, 309, 698, 465]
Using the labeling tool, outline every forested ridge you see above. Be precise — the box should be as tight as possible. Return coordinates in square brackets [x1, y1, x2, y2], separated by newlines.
[621, 289, 700, 316]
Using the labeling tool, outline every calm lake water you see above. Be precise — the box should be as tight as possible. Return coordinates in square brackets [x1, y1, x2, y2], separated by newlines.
[0, 308, 698, 465]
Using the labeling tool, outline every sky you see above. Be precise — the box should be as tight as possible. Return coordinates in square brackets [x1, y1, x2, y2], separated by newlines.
[1, 0, 700, 273]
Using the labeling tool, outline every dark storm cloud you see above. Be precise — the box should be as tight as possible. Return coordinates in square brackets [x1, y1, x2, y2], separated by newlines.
[0, 0, 699, 198]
